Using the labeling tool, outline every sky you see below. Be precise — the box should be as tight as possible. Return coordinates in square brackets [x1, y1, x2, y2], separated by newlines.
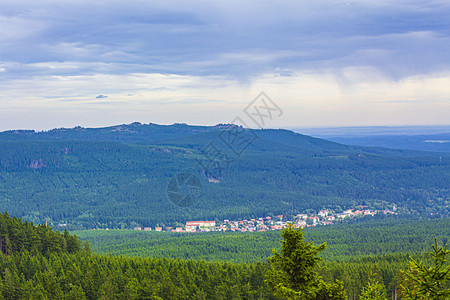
[0, 0, 449, 131]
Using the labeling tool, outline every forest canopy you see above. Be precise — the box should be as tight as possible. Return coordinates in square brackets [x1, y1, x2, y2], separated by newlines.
[0, 123, 448, 229]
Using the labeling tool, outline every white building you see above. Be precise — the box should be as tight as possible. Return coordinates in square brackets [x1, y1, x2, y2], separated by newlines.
[318, 210, 329, 217]
[185, 221, 216, 232]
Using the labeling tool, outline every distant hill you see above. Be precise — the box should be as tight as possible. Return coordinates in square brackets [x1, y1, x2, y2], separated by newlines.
[294, 125, 450, 152]
[319, 134, 450, 153]
[0, 123, 448, 229]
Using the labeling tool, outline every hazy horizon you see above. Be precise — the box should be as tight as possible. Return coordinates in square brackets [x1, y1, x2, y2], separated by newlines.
[2, 121, 449, 135]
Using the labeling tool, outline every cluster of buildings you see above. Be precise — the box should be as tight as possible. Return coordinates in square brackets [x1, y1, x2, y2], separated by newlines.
[86, 206, 398, 232]
[126, 206, 397, 233]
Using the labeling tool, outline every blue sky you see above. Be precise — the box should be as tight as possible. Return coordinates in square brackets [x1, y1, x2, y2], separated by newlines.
[0, 0, 449, 131]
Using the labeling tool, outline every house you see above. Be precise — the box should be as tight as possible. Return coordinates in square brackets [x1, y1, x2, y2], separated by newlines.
[297, 214, 308, 220]
[133, 227, 142, 231]
[216, 226, 227, 231]
[185, 221, 216, 232]
[186, 225, 197, 232]
[186, 221, 216, 227]
[295, 220, 307, 228]
[155, 227, 162, 232]
[257, 224, 268, 230]
[143, 227, 152, 231]
[318, 210, 329, 217]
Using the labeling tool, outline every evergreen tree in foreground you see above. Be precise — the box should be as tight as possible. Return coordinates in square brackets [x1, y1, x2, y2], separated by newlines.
[359, 264, 387, 300]
[266, 223, 346, 299]
[399, 238, 450, 299]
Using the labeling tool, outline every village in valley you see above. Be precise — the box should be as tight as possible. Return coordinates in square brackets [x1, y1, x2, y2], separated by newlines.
[118, 206, 398, 233]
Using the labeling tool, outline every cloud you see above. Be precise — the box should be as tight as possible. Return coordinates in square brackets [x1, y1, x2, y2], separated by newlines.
[1, 0, 449, 79]
[96, 95, 108, 99]
[0, 68, 448, 131]
[0, 0, 449, 130]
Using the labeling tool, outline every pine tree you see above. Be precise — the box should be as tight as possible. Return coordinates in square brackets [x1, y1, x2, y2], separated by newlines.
[21, 280, 47, 300]
[359, 264, 387, 300]
[123, 277, 141, 300]
[2, 268, 20, 300]
[315, 280, 347, 300]
[266, 223, 346, 299]
[99, 276, 118, 300]
[399, 238, 450, 299]
[66, 283, 87, 300]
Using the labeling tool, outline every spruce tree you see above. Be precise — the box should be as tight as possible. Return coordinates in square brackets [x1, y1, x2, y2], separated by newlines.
[359, 264, 387, 300]
[399, 238, 450, 299]
[266, 223, 346, 299]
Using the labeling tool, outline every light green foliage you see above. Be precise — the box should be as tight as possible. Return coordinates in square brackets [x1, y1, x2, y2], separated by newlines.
[315, 280, 347, 300]
[399, 238, 450, 299]
[359, 264, 387, 300]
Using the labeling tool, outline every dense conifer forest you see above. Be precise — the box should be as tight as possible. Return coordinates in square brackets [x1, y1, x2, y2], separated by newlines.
[3, 0, 450, 297]
[0, 212, 273, 299]
[0, 123, 449, 229]
[0, 123, 449, 298]
[1, 212, 448, 299]
[73, 218, 450, 262]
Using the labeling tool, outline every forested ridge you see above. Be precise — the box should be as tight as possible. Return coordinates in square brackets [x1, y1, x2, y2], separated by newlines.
[1, 212, 448, 299]
[0, 123, 448, 229]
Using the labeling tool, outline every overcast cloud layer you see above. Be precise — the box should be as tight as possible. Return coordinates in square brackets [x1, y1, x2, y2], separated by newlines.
[1, 0, 449, 130]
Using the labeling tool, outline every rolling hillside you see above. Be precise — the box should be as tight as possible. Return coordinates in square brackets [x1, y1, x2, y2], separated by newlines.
[0, 123, 448, 229]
